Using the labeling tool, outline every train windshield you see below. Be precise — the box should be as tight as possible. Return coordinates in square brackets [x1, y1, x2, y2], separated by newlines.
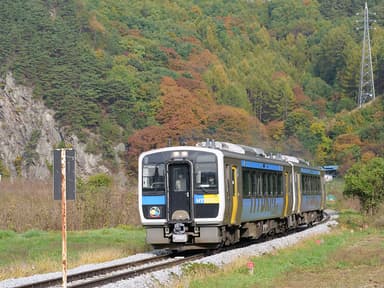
[194, 154, 218, 193]
[141, 151, 217, 194]
[142, 164, 165, 194]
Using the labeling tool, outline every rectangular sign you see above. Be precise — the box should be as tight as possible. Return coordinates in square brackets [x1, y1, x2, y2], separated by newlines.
[53, 149, 76, 200]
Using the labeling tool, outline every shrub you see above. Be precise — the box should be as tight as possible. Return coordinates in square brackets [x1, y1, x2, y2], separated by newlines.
[344, 157, 384, 215]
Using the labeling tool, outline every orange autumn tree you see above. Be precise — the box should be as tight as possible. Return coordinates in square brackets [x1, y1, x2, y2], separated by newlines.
[156, 77, 209, 134]
[127, 77, 210, 171]
[206, 105, 253, 144]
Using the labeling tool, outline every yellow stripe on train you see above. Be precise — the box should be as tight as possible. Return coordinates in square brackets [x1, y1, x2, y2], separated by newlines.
[194, 194, 220, 204]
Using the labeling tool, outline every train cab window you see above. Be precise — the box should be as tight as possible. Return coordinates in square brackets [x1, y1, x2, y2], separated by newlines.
[142, 164, 165, 194]
[194, 154, 218, 193]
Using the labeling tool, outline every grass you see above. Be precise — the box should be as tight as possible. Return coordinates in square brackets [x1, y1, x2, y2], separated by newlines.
[0, 226, 148, 280]
[175, 228, 384, 288]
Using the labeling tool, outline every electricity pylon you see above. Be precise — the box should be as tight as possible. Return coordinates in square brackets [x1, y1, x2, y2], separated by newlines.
[358, 2, 376, 108]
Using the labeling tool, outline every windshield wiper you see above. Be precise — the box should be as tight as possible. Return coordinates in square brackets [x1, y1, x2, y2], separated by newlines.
[198, 185, 210, 194]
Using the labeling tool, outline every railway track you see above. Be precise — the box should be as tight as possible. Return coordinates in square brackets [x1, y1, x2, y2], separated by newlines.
[12, 253, 205, 288]
[9, 211, 331, 288]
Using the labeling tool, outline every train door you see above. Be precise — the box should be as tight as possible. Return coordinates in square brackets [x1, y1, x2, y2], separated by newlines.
[225, 164, 231, 222]
[230, 165, 239, 224]
[296, 172, 302, 213]
[283, 171, 293, 217]
[167, 162, 192, 221]
[321, 171, 326, 209]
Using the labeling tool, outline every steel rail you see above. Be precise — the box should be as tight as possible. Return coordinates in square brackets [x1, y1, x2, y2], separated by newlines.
[68, 254, 204, 288]
[12, 254, 171, 288]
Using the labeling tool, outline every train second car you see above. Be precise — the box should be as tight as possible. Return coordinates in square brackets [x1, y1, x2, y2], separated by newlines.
[138, 141, 326, 250]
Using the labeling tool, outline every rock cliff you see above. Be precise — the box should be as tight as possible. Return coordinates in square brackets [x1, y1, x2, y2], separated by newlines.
[0, 73, 111, 179]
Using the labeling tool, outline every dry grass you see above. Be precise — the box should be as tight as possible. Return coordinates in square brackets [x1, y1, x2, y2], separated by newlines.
[0, 248, 133, 279]
[0, 259, 60, 279]
[0, 178, 140, 231]
[272, 234, 384, 288]
[75, 248, 126, 265]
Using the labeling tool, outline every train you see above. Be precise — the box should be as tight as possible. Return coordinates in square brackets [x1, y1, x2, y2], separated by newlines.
[138, 140, 326, 250]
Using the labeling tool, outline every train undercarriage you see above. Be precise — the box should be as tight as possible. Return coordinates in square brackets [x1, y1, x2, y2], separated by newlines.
[147, 210, 324, 250]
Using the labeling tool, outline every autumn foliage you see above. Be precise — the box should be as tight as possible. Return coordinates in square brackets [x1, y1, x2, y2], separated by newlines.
[127, 75, 258, 171]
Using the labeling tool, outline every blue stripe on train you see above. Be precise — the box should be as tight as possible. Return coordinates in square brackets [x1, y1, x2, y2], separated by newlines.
[241, 197, 284, 221]
[241, 160, 283, 172]
[300, 168, 320, 175]
[142, 195, 166, 205]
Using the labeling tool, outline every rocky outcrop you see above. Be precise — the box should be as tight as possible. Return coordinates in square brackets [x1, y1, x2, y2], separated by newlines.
[0, 73, 111, 179]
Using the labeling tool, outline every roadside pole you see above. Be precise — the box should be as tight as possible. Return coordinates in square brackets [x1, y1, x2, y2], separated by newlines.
[61, 149, 67, 288]
[54, 149, 76, 288]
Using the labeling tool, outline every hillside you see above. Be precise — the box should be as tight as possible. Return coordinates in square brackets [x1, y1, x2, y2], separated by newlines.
[1, 0, 384, 178]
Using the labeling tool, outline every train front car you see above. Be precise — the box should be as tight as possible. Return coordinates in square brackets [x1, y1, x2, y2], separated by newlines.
[138, 146, 225, 250]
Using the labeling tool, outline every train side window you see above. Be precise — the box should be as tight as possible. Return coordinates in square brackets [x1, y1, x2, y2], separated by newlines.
[253, 172, 258, 197]
[251, 171, 257, 197]
[308, 176, 311, 195]
[315, 176, 320, 195]
[243, 170, 251, 197]
[268, 173, 273, 196]
[302, 175, 308, 195]
[277, 173, 282, 196]
[311, 176, 314, 194]
[263, 172, 268, 197]
[261, 172, 264, 197]
[312, 176, 315, 194]
[308, 176, 312, 194]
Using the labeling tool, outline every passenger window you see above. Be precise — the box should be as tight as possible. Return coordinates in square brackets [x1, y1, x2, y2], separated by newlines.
[263, 173, 268, 197]
[277, 174, 282, 196]
[242, 170, 251, 197]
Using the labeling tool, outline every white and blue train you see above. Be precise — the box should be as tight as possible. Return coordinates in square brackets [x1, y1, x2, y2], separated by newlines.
[138, 140, 326, 250]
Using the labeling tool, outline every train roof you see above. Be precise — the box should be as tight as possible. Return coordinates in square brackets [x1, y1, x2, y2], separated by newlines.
[196, 140, 311, 167]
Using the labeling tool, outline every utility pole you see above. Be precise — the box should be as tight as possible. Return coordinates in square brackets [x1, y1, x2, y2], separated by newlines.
[357, 2, 376, 108]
